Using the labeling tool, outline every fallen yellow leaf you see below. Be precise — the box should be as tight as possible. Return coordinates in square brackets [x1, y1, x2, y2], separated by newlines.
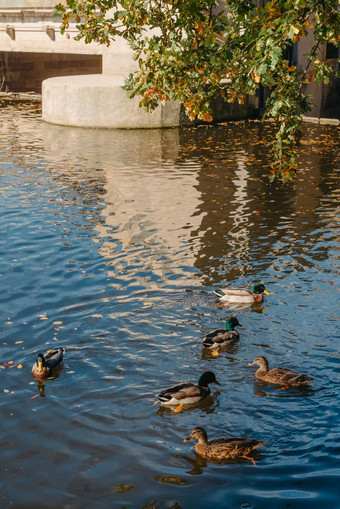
[15, 341, 23, 344]
[17, 364, 23, 369]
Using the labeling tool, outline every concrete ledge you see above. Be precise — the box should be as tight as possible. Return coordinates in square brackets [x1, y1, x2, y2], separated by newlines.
[302, 116, 339, 126]
[42, 74, 182, 129]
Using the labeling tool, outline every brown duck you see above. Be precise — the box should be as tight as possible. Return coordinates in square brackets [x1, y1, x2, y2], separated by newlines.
[248, 356, 313, 388]
[184, 427, 265, 465]
[32, 347, 65, 379]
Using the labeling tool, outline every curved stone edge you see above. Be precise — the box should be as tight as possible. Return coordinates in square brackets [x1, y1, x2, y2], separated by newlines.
[42, 74, 183, 129]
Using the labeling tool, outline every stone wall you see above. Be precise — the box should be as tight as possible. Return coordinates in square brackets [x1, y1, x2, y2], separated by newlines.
[1, 52, 102, 93]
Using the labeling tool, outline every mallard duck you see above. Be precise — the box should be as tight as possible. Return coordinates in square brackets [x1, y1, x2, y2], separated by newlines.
[184, 427, 265, 465]
[248, 356, 313, 388]
[202, 317, 241, 355]
[157, 371, 220, 413]
[214, 283, 269, 304]
[32, 347, 65, 379]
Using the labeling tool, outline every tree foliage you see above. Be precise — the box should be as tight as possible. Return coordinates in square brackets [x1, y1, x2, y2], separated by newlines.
[55, 0, 340, 181]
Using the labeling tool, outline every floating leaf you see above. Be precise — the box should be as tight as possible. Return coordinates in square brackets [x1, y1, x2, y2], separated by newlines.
[15, 341, 23, 344]
[155, 475, 186, 485]
[92, 314, 103, 318]
[17, 364, 23, 369]
[115, 484, 135, 494]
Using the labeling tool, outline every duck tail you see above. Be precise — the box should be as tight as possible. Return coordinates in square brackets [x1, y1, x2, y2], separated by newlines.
[213, 290, 223, 298]
[255, 440, 265, 449]
[202, 338, 213, 348]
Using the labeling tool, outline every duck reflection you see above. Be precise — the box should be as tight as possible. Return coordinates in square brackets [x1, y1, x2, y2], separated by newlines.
[218, 301, 270, 314]
[254, 385, 314, 398]
[33, 370, 64, 398]
[201, 344, 239, 360]
[180, 447, 266, 475]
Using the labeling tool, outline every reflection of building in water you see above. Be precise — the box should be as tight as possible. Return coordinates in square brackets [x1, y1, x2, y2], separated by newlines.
[177, 124, 339, 285]
[43, 123, 203, 286]
[228, 152, 251, 264]
[41, 118, 340, 288]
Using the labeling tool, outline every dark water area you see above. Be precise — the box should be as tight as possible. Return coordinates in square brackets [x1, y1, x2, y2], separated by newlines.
[0, 103, 339, 509]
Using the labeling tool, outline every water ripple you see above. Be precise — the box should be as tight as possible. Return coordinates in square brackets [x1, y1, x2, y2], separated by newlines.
[0, 104, 339, 508]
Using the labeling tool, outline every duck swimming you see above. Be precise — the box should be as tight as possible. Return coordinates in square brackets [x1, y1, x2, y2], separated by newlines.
[214, 283, 269, 304]
[184, 427, 265, 465]
[248, 356, 313, 388]
[157, 371, 220, 413]
[32, 347, 65, 379]
[202, 317, 240, 355]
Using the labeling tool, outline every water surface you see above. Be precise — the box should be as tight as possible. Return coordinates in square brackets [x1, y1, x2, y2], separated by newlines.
[0, 103, 339, 509]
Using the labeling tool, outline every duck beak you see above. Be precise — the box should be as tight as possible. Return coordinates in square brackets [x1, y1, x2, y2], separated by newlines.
[263, 290, 270, 295]
[37, 359, 44, 372]
[183, 436, 192, 442]
[247, 361, 255, 366]
[215, 380, 220, 385]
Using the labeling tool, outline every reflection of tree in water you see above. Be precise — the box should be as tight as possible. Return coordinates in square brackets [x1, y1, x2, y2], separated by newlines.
[175, 123, 339, 285]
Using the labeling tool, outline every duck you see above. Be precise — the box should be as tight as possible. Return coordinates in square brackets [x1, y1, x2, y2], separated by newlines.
[248, 356, 313, 388]
[32, 347, 65, 379]
[157, 371, 220, 413]
[184, 427, 265, 465]
[214, 283, 269, 304]
[202, 317, 241, 355]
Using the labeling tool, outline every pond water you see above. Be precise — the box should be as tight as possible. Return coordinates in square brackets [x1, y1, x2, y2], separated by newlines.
[0, 103, 339, 509]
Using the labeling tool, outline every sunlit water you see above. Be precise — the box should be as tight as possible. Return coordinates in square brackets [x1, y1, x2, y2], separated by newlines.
[0, 103, 339, 509]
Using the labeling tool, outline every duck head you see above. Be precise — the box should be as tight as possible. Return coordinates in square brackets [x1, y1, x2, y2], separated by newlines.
[198, 371, 220, 386]
[36, 353, 45, 373]
[184, 427, 207, 443]
[252, 283, 269, 295]
[225, 316, 241, 331]
[248, 356, 268, 370]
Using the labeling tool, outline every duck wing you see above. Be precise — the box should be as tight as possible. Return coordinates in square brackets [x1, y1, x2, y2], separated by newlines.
[202, 329, 237, 347]
[267, 367, 312, 385]
[207, 437, 264, 457]
[158, 382, 204, 402]
[220, 288, 252, 297]
[44, 348, 64, 369]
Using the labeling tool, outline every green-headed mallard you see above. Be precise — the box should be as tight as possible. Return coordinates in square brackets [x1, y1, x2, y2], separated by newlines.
[214, 283, 269, 304]
[202, 317, 241, 355]
[248, 356, 313, 387]
[184, 427, 265, 465]
[32, 347, 65, 379]
[157, 371, 220, 413]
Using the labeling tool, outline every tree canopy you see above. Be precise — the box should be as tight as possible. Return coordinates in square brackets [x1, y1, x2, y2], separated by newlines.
[55, 0, 339, 181]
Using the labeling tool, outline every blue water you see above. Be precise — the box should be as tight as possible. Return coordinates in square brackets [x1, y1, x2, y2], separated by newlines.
[0, 103, 339, 509]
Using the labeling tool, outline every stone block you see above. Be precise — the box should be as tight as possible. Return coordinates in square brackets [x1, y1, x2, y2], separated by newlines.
[42, 74, 183, 128]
